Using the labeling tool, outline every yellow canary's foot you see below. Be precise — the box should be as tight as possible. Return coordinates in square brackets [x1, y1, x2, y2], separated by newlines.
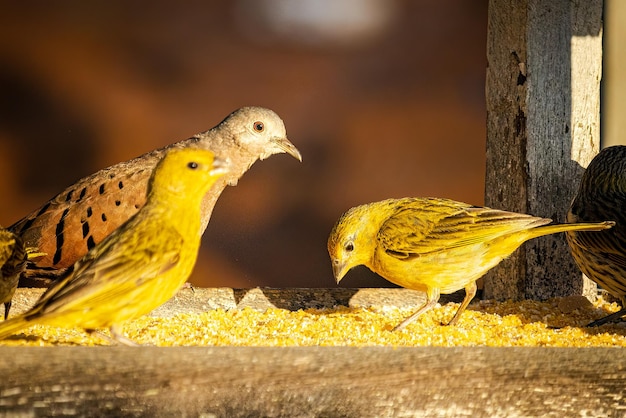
[87, 328, 139, 346]
[110, 325, 140, 347]
[392, 289, 441, 331]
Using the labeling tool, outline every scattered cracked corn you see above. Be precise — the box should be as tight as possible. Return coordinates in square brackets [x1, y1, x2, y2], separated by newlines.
[1, 297, 626, 346]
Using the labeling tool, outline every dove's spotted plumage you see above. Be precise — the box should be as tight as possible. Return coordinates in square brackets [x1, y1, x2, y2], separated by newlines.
[0, 148, 227, 345]
[328, 197, 614, 329]
[10, 107, 301, 286]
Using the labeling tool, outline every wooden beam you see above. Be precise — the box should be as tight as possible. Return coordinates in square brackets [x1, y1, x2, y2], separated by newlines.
[484, 0, 603, 301]
[1, 346, 625, 416]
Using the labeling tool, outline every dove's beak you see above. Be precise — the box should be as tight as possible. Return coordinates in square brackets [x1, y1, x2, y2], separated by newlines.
[271, 136, 302, 162]
[210, 157, 231, 176]
[332, 258, 349, 284]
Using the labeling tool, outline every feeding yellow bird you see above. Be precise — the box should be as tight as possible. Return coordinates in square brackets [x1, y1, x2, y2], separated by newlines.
[0, 148, 227, 345]
[328, 197, 614, 330]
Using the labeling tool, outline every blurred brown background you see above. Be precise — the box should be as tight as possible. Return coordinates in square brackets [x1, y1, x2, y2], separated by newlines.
[0, 1, 488, 288]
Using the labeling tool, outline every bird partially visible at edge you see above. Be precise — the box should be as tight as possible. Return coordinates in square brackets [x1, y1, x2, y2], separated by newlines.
[0, 148, 227, 345]
[567, 145, 626, 326]
[0, 228, 45, 320]
[10, 106, 301, 287]
[329, 197, 614, 330]
[0, 228, 28, 320]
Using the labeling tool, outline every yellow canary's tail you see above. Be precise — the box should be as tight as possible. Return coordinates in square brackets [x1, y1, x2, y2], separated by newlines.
[529, 220, 615, 240]
[0, 316, 33, 340]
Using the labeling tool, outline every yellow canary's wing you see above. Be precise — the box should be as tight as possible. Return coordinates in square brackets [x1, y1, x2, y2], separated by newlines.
[32, 221, 183, 316]
[378, 200, 549, 259]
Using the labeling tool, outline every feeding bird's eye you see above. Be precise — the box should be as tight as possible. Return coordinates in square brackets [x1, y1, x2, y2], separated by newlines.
[345, 242, 354, 252]
[187, 162, 199, 170]
[253, 121, 264, 132]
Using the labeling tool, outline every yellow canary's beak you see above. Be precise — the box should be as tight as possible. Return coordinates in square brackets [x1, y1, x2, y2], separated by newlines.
[270, 136, 302, 162]
[332, 258, 349, 283]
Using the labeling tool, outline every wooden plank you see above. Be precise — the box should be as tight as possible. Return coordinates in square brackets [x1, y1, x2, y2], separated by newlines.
[484, 0, 603, 301]
[0, 346, 625, 416]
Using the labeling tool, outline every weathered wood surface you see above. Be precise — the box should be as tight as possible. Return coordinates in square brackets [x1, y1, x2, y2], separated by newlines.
[484, 0, 603, 301]
[1, 346, 625, 417]
[2, 288, 625, 416]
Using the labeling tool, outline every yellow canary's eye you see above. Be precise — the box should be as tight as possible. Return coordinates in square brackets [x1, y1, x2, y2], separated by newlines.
[253, 121, 264, 132]
[187, 162, 199, 170]
[345, 242, 354, 252]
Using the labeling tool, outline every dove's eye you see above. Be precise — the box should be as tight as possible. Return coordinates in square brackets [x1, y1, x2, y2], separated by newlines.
[187, 162, 199, 170]
[253, 121, 264, 132]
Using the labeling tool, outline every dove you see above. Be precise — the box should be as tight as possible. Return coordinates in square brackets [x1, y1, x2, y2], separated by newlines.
[10, 106, 301, 286]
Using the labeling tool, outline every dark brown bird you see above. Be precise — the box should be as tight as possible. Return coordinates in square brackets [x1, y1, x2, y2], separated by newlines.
[10, 106, 301, 287]
[567, 145, 626, 326]
[0, 228, 28, 319]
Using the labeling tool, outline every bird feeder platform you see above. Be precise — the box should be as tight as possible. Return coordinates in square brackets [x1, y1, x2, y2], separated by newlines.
[1, 287, 626, 416]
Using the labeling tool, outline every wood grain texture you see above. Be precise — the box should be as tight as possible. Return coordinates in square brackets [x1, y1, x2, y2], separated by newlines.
[0, 346, 625, 417]
[484, 0, 603, 301]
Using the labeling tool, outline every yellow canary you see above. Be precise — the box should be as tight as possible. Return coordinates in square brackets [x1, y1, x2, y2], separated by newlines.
[0, 148, 227, 345]
[328, 197, 614, 329]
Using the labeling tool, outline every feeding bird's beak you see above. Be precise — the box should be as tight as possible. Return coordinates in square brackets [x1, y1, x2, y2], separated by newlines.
[332, 258, 349, 284]
[270, 136, 302, 162]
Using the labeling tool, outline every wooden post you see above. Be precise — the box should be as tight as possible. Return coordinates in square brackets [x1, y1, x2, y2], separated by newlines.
[484, 0, 603, 301]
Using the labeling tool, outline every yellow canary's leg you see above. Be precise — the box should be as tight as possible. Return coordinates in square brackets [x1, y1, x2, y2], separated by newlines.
[446, 281, 477, 326]
[87, 326, 139, 346]
[393, 287, 441, 331]
[110, 325, 139, 346]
